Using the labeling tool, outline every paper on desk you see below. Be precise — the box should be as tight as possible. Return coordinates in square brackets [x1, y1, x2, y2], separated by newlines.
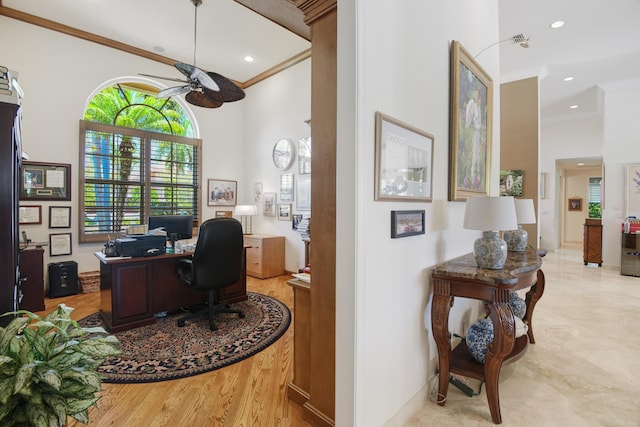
[292, 273, 310, 283]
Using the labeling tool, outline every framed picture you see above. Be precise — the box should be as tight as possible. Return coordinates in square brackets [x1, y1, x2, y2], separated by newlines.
[20, 161, 71, 201]
[278, 203, 292, 221]
[292, 214, 303, 230]
[499, 170, 524, 196]
[568, 198, 582, 211]
[49, 232, 72, 256]
[254, 182, 263, 202]
[263, 192, 276, 217]
[296, 175, 311, 211]
[391, 210, 425, 238]
[280, 174, 294, 202]
[625, 164, 640, 218]
[18, 205, 42, 225]
[298, 137, 311, 174]
[374, 112, 434, 202]
[448, 40, 493, 201]
[49, 206, 71, 228]
[207, 179, 237, 206]
[215, 210, 232, 218]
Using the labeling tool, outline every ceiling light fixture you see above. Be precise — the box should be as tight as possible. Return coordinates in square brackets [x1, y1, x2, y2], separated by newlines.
[550, 20, 565, 29]
[139, 0, 245, 108]
[563, 76, 574, 82]
[244, 56, 255, 63]
[474, 33, 530, 58]
[570, 105, 579, 109]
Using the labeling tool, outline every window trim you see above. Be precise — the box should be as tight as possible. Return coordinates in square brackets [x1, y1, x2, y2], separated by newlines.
[79, 120, 202, 243]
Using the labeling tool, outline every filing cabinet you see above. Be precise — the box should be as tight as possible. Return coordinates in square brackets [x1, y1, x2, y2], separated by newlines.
[243, 234, 285, 279]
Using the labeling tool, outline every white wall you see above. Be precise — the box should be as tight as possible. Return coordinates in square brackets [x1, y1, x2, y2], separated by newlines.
[337, 2, 500, 425]
[0, 15, 309, 276]
[601, 79, 640, 266]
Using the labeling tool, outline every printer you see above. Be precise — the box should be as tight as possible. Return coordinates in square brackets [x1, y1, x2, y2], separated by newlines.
[115, 234, 166, 257]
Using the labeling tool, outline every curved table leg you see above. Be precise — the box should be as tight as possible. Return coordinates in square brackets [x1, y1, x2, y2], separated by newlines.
[484, 299, 516, 424]
[524, 269, 545, 343]
[431, 282, 453, 406]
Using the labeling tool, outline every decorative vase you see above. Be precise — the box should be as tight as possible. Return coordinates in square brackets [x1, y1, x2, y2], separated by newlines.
[509, 291, 526, 319]
[466, 318, 494, 364]
[504, 225, 528, 251]
[473, 231, 508, 270]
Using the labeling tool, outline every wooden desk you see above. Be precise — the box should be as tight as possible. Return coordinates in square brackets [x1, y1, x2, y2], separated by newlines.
[431, 249, 545, 424]
[95, 249, 247, 332]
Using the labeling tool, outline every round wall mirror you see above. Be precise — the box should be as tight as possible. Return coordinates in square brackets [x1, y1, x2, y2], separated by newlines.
[272, 138, 295, 170]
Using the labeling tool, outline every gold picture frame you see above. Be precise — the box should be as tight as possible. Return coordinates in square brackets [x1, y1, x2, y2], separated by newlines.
[20, 161, 71, 201]
[448, 40, 493, 201]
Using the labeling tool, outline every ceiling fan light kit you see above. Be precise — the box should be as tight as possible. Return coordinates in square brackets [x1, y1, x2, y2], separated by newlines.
[140, 0, 245, 108]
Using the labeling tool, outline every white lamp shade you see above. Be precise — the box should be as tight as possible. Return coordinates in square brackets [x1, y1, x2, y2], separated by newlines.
[235, 205, 257, 216]
[514, 199, 536, 224]
[463, 196, 518, 231]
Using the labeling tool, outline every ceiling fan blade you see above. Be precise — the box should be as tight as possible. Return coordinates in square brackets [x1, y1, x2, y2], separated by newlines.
[175, 62, 220, 92]
[139, 73, 190, 84]
[185, 91, 223, 108]
[202, 72, 245, 102]
[157, 85, 191, 98]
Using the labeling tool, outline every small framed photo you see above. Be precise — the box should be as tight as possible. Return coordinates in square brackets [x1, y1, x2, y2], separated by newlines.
[20, 161, 71, 201]
[278, 203, 292, 221]
[391, 210, 425, 238]
[280, 174, 294, 202]
[263, 192, 276, 217]
[568, 198, 582, 211]
[208, 179, 237, 206]
[19, 205, 42, 225]
[215, 210, 232, 218]
[298, 137, 311, 174]
[49, 206, 71, 228]
[296, 175, 311, 211]
[49, 232, 72, 256]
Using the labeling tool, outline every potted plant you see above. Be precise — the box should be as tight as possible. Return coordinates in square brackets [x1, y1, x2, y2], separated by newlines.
[0, 304, 120, 426]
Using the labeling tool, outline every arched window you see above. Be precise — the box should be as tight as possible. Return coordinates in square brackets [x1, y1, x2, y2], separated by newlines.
[79, 82, 201, 243]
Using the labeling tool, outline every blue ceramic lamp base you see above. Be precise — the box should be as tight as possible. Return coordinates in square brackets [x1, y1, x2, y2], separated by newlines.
[473, 231, 508, 270]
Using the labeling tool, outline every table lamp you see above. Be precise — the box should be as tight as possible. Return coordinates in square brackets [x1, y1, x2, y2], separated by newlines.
[235, 205, 257, 235]
[463, 196, 518, 269]
[504, 199, 536, 252]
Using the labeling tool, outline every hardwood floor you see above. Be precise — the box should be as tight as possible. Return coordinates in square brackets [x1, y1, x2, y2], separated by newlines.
[36, 275, 313, 427]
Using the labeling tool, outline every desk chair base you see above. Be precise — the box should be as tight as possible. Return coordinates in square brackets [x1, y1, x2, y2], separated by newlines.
[177, 292, 245, 331]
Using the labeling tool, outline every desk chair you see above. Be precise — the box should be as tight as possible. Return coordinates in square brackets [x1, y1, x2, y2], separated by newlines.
[176, 217, 245, 330]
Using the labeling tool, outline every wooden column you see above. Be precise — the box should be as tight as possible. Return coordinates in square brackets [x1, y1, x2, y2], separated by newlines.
[291, 1, 337, 426]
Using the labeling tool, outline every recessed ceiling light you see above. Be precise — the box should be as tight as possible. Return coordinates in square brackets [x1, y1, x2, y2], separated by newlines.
[550, 20, 565, 29]
[563, 76, 574, 82]
[153, 46, 165, 53]
[570, 105, 579, 109]
[243, 55, 254, 63]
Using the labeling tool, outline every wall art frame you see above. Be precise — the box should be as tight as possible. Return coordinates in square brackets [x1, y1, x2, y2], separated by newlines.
[391, 210, 425, 238]
[49, 232, 72, 256]
[374, 112, 434, 202]
[296, 175, 311, 211]
[625, 164, 640, 218]
[207, 179, 237, 206]
[19, 205, 42, 225]
[278, 203, 292, 221]
[280, 173, 294, 202]
[568, 198, 582, 211]
[215, 210, 233, 218]
[263, 192, 276, 217]
[298, 137, 311, 174]
[20, 161, 71, 201]
[499, 169, 524, 197]
[448, 40, 493, 201]
[49, 206, 71, 228]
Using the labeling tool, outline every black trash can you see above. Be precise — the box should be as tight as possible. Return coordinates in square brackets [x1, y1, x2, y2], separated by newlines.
[48, 261, 79, 298]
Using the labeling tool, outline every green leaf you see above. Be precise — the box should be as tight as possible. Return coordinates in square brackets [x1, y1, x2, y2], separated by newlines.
[0, 377, 16, 404]
[70, 408, 90, 424]
[61, 370, 102, 392]
[42, 394, 67, 424]
[0, 317, 28, 352]
[65, 396, 99, 414]
[14, 363, 36, 395]
[77, 338, 122, 357]
[36, 369, 62, 391]
[26, 402, 50, 427]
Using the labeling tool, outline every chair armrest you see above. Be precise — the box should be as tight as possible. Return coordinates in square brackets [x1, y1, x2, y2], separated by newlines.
[176, 258, 194, 285]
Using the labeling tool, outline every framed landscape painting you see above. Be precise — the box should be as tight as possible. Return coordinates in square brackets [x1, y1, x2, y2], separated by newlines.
[448, 40, 493, 201]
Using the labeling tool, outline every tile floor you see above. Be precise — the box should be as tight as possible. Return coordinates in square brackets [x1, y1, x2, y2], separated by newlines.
[405, 248, 640, 427]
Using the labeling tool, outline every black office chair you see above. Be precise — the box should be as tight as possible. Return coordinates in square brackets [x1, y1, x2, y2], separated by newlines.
[176, 217, 245, 330]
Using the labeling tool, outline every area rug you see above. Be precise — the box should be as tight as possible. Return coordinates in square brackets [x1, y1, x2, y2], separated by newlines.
[78, 292, 291, 383]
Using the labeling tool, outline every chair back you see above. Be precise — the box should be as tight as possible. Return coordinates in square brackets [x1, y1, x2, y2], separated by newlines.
[191, 217, 244, 291]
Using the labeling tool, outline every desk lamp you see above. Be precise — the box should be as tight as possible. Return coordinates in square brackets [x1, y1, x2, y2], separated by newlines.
[235, 205, 257, 234]
[504, 199, 536, 252]
[463, 196, 518, 269]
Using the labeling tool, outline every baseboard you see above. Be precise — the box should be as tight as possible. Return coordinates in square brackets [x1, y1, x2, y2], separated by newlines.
[303, 402, 334, 427]
[383, 383, 430, 427]
[287, 383, 309, 406]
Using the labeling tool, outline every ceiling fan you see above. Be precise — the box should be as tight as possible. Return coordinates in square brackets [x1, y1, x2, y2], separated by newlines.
[139, 0, 245, 108]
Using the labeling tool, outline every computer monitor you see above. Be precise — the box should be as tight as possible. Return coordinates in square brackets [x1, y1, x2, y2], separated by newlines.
[148, 215, 193, 247]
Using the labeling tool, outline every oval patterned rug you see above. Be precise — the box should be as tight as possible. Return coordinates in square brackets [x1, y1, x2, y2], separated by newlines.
[78, 292, 291, 383]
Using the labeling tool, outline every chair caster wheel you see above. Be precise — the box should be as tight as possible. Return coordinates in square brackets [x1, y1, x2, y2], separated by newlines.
[178, 319, 186, 327]
[239, 313, 246, 318]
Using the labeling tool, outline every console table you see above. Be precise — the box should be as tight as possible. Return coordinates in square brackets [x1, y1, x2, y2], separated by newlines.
[95, 249, 247, 332]
[431, 249, 545, 424]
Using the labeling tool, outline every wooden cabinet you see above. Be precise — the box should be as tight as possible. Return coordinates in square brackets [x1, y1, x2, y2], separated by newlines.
[244, 234, 285, 279]
[0, 102, 20, 326]
[583, 218, 602, 266]
[19, 247, 45, 312]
